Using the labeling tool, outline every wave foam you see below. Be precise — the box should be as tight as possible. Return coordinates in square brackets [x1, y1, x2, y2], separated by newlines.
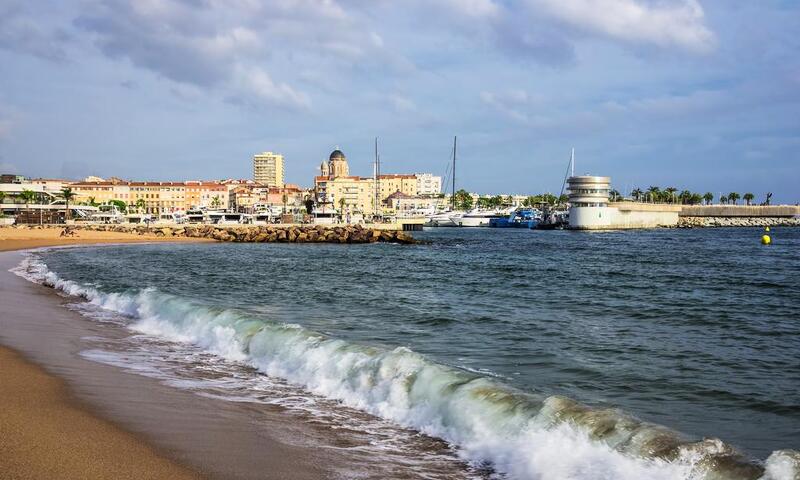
[12, 253, 796, 480]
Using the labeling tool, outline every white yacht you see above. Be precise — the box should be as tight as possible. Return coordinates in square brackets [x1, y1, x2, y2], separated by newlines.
[426, 210, 459, 227]
[454, 208, 513, 227]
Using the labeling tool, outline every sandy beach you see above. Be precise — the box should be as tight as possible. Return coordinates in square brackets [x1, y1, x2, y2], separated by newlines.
[0, 225, 214, 252]
[0, 346, 201, 480]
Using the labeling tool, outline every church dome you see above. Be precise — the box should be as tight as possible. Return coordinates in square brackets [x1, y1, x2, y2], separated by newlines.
[329, 149, 346, 161]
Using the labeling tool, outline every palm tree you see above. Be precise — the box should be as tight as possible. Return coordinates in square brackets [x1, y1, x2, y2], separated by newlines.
[720, 196, 727, 205]
[743, 192, 754, 206]
[338, 197, 346, 221]
[282, 193, 288, 214]
[703, 192, 713, 205]
[210, 196, 221, 210]
[664, 187, 678, 203]
[727, 192, 740, 205]
[647, 186, 661, 203]
[0, 191, 5, 204]
[135, 198, 146, 213]
[453, 189, 473, 210]
[631, 188, 643, 202]
[20, 189, 36, 222]
[678, 190, 692, 204]
[60, 187, 76, 222]
[608, 189, 620, 201]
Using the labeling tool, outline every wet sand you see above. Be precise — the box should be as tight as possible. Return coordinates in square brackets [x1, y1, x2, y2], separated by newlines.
[0, 345, 201, 480]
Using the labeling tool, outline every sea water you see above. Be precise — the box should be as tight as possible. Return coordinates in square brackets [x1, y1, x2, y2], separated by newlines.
[12, 227, 800, 479]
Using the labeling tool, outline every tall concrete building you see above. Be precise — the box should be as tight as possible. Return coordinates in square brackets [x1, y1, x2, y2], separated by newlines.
[253, 151, 285, 187]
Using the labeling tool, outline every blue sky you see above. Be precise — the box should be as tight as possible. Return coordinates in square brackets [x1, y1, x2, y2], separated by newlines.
[1, 0, 798, 202]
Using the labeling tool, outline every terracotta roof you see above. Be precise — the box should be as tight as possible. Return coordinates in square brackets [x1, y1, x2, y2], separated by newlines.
[386, 190, 414, 200]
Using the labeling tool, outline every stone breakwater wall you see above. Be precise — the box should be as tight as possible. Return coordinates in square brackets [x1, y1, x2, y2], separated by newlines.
[677, 216, 800, 228]
[6, 224, 420, 244]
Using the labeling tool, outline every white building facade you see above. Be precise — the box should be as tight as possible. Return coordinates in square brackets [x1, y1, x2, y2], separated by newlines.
[415, 173, 442, 196]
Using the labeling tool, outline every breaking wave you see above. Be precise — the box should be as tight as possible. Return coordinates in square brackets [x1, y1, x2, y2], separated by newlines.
[11, 252, 799, 480]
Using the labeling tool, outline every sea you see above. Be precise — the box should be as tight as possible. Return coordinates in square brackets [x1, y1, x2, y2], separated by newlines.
[11, 227, 800, 479]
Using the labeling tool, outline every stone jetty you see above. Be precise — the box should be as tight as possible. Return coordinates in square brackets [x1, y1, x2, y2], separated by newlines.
[6, 224, 420, 244]
[676, 216, 800, 228]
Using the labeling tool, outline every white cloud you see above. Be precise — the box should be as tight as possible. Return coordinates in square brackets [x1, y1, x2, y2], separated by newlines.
[481, 89, 539, 122]
[73, 0, 390, 111]
[528, 0, 716, 53]
[233, 66, 312, 110]
[388, 94, 417, 112]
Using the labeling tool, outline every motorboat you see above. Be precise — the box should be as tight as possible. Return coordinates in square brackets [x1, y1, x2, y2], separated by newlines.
[454, 208, 513, 227]
[425, 210, 459, 227]
[489, 208, 541, 228]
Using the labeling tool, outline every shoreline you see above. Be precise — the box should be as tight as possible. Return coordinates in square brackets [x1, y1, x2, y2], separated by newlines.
[0, 234, 211, 479]
[0, 239, 459, 479]
[0, 235, 332, 480]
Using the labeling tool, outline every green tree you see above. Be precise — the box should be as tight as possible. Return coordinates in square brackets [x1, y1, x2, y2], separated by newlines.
[727, 192, 740, 205]
[631, 188, 643, 202]
[703, 192, 713, 205]
[557, 194, 569, 205]
[109, 199, 127, 213]
[720, 195, 727, 205]
[210, 195, 221, 210]
[689, 193, 703, 205]
[338, 197, 346, 220]
[647, 186, 661, 203]
[20, 189, 36, 220]
[664, 187, 678, 203]
[282, 193, 288, 214]
[60, 187, 76, 222]
[453, 189, 473, 210]
[608, 189, 620, 201]
[540, 193, 558, 205]
[0, 191, 6, 205]
[743, 192, 754, 205]
[135, 198, 146, 213]
[678, 190, 692, 204]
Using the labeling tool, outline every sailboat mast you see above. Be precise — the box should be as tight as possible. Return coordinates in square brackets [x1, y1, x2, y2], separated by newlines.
[451, 136, 457, 210]
[374, 137, 380, 220]
[571, 148, 575, 177]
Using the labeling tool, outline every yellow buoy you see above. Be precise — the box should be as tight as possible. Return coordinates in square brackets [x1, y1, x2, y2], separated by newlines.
[761, 234, 771, 245]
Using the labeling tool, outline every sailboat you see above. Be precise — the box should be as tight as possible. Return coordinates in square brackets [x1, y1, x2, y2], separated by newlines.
[533, 148, 573, 230]
[426, 136, 460, 227]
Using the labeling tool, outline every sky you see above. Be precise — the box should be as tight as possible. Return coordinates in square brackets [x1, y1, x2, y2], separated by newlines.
[0, 0, 798, 202]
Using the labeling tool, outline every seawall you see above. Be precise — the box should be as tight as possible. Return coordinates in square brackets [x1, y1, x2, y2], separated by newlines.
[569, 203, 800, 230]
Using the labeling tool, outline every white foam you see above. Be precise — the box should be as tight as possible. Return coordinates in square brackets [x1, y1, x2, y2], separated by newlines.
[14, 252, 791, 480]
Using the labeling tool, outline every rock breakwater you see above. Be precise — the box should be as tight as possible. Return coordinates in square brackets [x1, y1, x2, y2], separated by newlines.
[4, 224, 420, 244]
[677, 216, 800, 228]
